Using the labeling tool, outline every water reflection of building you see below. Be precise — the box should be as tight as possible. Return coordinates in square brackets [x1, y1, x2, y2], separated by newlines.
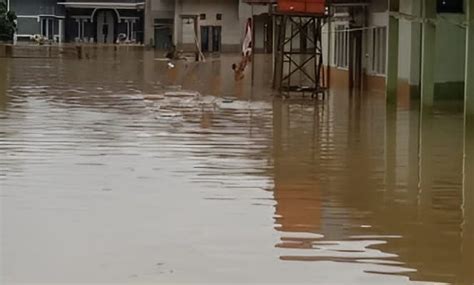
[272, 100, 322, 236]
[60, 0, 144, 44]
[270, 97, 473, 284]
[462, 117, 474, 284]
[11, 0, 144, 43]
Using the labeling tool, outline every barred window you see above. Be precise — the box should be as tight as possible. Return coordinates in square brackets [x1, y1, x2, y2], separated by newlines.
[334, 25, 349, 68]
[371, 26, 387, 75]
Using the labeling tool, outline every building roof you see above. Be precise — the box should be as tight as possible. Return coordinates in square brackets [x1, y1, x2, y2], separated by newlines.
[242, 0, 276, 5]
[242, 0, 370, 6]
[57, 1, 145, 9]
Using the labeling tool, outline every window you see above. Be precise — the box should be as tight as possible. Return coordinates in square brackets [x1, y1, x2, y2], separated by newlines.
[371, 27, 386, 75]
[437, 0, 463, 13]
[200, 14, 206, 20]
[334, 25, 349, 68]
[41, 18, 55, 40]
[216, 13, 222, 21]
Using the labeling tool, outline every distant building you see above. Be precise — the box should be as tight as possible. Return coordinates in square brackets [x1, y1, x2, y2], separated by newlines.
[146, 0, 270, 52]
[322, 0, 467, 97]
[59, 0, 145, 44]
[11, 0, 66, 42]
[10, 0, 145, 43]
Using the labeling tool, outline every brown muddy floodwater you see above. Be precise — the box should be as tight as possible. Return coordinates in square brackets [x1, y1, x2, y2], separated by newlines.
[0, 50, 473, 284]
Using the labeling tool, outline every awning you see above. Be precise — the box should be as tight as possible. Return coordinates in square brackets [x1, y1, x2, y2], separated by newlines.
[57, 2, 145, 9]
[243, 0, 277, 5]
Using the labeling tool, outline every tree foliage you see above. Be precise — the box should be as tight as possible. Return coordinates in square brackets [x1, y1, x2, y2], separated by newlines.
[0, 2, 16, 41]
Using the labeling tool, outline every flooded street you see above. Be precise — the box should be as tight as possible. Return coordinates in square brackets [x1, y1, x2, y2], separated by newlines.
[0, 51, 473, 284]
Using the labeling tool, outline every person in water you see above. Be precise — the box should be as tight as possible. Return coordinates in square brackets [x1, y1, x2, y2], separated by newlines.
[232, 51, 251, 81]
[165, 44, 178, 60]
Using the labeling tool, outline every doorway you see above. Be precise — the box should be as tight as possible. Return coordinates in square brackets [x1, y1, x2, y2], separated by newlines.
[154, 18, 173, 49]
[200, 26, 221, 53]
[96, 10, 115, 44]
[349, 28, 363, 91]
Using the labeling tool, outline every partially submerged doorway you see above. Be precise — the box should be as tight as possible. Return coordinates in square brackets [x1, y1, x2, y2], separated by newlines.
[200, 26, 221, 53]
[154, 19, 173, 49]
[96, 10, 116, 44]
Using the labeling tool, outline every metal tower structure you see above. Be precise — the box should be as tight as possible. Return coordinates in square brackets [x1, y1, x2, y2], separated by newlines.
[273, 13, 326, 98]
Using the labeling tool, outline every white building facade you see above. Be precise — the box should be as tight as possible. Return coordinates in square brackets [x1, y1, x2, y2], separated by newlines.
[323, 0, 467, 98]
[146, 0, 268, 52]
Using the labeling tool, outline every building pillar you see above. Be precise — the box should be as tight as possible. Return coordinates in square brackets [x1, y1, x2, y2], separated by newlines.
[463, 5, 474, 281]
[326, 4, 332, 89]
[272, 14, 276, 77]
[386, 0, 399, 104]
[59, 19, 64, 43]
[409, 0, 422, 97]
[465, 0, 474, 116]
[81, 20, 85, 40]
[420, 0, 437, 108]
[144, 0, 154, 47]
[173, 0, 180, 46]
[76, 20, 80, 41]
[132, 20, 136, 41]
[126, 20, 130, 40]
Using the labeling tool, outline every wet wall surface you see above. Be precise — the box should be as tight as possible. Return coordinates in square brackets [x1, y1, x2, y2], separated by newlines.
[0, 51, 473, 284]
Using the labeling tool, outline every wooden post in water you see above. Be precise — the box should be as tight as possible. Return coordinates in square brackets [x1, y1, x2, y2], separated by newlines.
[5, 44, 12, 58]
[76, 45, 83, 59]
[0, 45, 5, 58]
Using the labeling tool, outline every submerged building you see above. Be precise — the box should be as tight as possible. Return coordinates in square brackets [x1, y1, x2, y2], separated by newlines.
[322, 0, 467, 99]
[7, 0, 470, 101]
[142, 0, 468, 98]
[60, 0, 145, 43]
[10, 0, 145, 43]
[11, 0, 66, 42]
[145, 0, 270, 52]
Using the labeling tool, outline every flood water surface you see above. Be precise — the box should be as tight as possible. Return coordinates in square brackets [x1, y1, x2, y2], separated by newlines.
[0, 52, 473, 284]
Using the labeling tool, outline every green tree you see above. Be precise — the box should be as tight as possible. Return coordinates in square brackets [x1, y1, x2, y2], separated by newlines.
[0, 2, 16, 41]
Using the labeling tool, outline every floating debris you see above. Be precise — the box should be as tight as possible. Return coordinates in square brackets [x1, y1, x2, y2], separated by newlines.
[164, 91, 200, 98]
[222, 97, 235, 103]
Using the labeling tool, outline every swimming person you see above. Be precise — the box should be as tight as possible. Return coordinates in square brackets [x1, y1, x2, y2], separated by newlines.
[232, 51, 251, 81]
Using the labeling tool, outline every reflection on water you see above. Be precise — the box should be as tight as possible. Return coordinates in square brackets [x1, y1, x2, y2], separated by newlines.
[0, 51, 472, 284]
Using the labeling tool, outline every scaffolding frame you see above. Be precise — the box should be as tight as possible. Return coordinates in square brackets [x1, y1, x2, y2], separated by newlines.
[273, 13, 326, 98]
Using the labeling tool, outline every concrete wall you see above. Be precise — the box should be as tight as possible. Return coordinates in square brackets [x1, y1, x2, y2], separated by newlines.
[16, 18, 41, 35]
[146, 0, 175, 46]
[238, 1, 268, 39]
[397, 1, 465, 97]
[435, 15, 466, 83]
[145, 0, 270, 52]
[11, 0, 65, 40]
[179, 0, 241, 52]
[322, 1, 466, 98]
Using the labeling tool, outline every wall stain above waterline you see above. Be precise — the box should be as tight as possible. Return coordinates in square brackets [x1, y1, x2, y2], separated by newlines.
[0, 51, 472, 284]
